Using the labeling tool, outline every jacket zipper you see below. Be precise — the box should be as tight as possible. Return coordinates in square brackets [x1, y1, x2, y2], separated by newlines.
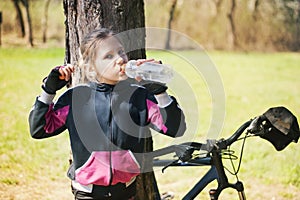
[108, 90, 114, 187]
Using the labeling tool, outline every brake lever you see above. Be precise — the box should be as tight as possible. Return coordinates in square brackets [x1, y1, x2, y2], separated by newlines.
[162, 159, 179, 173]
[175, 145, 194, 162]
[162, 145, 195, 173]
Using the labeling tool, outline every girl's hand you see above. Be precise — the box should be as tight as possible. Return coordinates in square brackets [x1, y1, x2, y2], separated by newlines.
[42, 65, 74, 94]
[135, 58, 161, 66]
[134, 59, 162, 82]
[58, 64, 74, 81]
[133, 59, 168, 95]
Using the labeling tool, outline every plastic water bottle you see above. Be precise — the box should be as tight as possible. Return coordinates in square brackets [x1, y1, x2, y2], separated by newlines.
[125, 60, 174, 83]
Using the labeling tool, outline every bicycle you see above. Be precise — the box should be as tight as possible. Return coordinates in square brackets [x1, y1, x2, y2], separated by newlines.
[151, 106, 300, 200]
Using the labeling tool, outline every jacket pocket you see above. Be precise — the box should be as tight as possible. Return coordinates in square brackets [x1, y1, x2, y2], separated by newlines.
[75, 150, 140, 186]
[110, 150, 140, 185]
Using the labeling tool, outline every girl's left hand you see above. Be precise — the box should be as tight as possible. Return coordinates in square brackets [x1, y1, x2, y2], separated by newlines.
[58, 64, 74, 81]
[42, 64, 74, 94]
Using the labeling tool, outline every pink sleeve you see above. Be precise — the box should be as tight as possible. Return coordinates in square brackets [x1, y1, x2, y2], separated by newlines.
[44, 103, 70, 133]
[146, 99, 168, 134]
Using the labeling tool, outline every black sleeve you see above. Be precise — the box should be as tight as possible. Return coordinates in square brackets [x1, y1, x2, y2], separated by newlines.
[159, 96, 186, 137]
[28, 97, 69, 139]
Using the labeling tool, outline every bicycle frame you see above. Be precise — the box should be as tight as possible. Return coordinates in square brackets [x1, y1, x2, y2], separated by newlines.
[153, 148, 246, 200]
[151, 106, 300, 200]
[152, 121, 252, 200]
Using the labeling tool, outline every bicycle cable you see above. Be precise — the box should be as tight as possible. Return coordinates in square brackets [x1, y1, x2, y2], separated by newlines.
[223, 133, 254, 180]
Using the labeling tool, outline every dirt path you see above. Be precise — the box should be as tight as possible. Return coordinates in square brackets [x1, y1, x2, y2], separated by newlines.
[1, 176, 299, 199]
[156, 174, 299, 200]
[0, 176, 73, 200]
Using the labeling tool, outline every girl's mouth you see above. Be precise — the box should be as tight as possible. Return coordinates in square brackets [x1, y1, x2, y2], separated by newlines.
[120, 64, 126, 74]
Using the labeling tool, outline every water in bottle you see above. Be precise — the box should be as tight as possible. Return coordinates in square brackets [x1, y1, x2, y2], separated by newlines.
[125, 60, 173, 83]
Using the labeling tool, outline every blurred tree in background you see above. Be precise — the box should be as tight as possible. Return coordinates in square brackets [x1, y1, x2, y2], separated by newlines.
[0, 0, 299, 51]
[145, 0, 300, 51]
[0, 0, 65, 46]
[10, 0, 33, 46]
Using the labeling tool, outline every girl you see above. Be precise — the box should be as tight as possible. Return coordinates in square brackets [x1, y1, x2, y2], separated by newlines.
[29, 28, 186, 200]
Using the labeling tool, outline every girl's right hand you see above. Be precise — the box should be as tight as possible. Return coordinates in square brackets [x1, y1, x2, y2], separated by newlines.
[135, 58, 162, 67]
[133, 59, 161, 82]
[42, 65, 74, 94]
[133, 59, 168, 95]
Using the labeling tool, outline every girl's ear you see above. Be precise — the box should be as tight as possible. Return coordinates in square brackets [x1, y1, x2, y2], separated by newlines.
[84, 62, 98, 82]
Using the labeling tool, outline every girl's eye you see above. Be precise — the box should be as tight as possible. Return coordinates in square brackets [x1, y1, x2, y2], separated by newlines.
[105, 54, 114, 59]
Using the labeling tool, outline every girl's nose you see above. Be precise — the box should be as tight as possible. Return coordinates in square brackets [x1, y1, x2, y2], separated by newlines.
[117, 54, 128, 64]
[116, 57, 125, 65]
[120, 52, 128, 63]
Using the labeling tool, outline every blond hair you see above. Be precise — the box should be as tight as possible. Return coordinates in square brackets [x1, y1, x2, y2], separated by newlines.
[72, 28, 114, 86]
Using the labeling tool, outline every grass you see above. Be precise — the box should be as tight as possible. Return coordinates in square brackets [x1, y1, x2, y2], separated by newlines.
[0, 48, 72, 199]
[0, 47, 299, 199]
[148, 50, 300, 199]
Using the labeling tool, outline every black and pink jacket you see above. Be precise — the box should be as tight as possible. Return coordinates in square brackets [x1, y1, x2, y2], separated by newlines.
[28, 80, 186, 187]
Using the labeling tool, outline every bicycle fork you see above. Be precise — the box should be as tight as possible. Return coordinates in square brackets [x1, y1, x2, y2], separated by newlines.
[181, 154, 246, 200]
[209, 151, 246, 200]
[209, 181, 246, 200]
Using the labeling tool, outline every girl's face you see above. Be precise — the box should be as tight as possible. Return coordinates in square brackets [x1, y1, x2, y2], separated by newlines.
[94, 36, 128, 85]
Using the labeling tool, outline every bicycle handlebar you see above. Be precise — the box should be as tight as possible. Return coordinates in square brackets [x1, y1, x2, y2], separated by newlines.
[221, 120, 252, 147]
[151, 119, 253, 160]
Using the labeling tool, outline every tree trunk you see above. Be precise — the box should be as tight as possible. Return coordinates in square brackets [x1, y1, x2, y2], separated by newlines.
[296, 0, 300, 50]
[22, 0, 33, 46]
[252, 0, 260, 21]
[165, 0, 177, 50]
[0, 12, 2, 46]
[42, 0, 51, 43]
[12, 0, 25, 38]
[63, 0, 146, 64]
[227, 0, 237, 49]
[63, 1, 158, 200]
[213, 0, 223, 17]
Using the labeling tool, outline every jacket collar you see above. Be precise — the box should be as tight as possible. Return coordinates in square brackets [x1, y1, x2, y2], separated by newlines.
[89, 82, 114, 92]
[89, 79, 137, 92]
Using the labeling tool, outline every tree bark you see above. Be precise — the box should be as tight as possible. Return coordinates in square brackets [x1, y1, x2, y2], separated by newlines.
[12, 0, 25, 38]
[63, 1, 158, 199]
[21, 0, 33, 46]
[42, 0, 51, 43]
[0, 27, 1, 46]
[252, 0, 260, 21]
[227, 0, 237, 49]
[165, 0, 177, 50]
[296, 0, 300, 50]
[214, 0, 223, 17]
[63, 0, 146, 64]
